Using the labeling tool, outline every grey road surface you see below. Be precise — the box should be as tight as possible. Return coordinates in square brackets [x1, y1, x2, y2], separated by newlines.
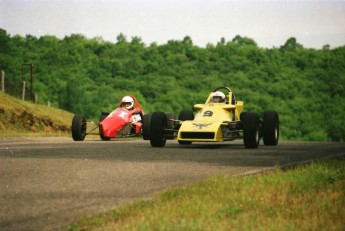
[0, 137, 344, 231]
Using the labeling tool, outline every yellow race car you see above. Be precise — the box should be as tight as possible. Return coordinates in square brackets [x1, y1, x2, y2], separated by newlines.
[143, 86, 279, 148]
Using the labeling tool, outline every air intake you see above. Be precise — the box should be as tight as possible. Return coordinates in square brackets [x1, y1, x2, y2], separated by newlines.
[180, 132, 215, 139]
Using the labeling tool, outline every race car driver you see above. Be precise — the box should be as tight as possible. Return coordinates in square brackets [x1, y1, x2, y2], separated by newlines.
[211, 91, 226, 103]
[121, 96, 135, 110]
[120, 95, 143, 134]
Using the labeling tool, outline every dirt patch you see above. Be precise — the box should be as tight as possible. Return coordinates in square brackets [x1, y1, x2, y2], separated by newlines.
[9, 110, 70, 133]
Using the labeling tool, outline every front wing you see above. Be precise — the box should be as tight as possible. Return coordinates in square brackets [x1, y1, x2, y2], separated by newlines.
[177, 121, 225, 142]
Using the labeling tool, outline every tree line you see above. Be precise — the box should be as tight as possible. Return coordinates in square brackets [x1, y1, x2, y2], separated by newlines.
[0, 28, 344, 141]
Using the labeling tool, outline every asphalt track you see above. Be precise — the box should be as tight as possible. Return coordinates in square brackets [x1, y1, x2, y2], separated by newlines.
[0, 137, 344, 231]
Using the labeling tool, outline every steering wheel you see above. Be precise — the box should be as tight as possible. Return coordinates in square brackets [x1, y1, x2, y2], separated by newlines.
[212, 86, 232, 93]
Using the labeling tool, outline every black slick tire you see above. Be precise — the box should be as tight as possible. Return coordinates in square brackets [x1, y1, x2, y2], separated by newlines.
[149, 112, 167, 147]
[142, 113, 152, 140]
[72, 114, 87, 141]
[178, 110, 194, 121]
[243, 112, 260, 149]
[263, 111, 279, 146]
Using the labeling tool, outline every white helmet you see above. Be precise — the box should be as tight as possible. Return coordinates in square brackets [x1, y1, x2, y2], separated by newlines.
[121, 96, 134, 109]
[211, 91, 225, 103]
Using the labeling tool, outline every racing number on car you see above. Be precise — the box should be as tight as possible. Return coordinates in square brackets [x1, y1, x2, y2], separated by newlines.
[203, 111, 213, 117]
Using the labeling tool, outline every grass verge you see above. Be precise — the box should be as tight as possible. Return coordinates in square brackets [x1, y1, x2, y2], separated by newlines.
[66, 157, 345, 231]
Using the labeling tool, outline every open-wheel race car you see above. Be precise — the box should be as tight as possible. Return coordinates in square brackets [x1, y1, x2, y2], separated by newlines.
[142, 86, 279, 148]
[71, 95, 144, 141]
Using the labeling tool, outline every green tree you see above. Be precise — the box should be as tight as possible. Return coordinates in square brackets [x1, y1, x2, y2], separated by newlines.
[1, 28, 345, 141]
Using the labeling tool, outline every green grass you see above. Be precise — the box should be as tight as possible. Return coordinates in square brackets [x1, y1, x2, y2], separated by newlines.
[0, 91, 73, 136]
[66, 157, 345, 231]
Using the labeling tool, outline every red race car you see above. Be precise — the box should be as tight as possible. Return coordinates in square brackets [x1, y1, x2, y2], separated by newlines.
[71, 95, 145, 141]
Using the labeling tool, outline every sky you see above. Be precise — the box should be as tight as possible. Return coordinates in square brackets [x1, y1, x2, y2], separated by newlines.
[0, 0, 345, 49]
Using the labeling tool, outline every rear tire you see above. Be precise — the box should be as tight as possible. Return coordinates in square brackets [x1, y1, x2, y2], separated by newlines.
[142, 113, 152, 140]
[243, 112, 260, 149]
[178, 110, 194, 121]
[240, 112, 247, 122]
[99, 112, 111, 141]
[72, 114, 87, 141]
[263, 111, 279, 146]
[149, 112, 167, 147]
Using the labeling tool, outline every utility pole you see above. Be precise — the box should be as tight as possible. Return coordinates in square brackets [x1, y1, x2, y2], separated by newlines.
[22, 81, 26, 100]
[1, 70, 4, 92]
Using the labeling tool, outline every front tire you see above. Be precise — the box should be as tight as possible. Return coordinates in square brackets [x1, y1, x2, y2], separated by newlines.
[142, 113, 152, 140]
[149, 112, 167, 147]
[243, 112, 260, 149]
[263, 111, 279, 146]
[72, 114, 87, 141]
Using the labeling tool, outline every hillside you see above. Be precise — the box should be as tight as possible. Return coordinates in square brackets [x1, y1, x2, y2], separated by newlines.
[0, 91, 73, 136]
[1, 29, 344, 141]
